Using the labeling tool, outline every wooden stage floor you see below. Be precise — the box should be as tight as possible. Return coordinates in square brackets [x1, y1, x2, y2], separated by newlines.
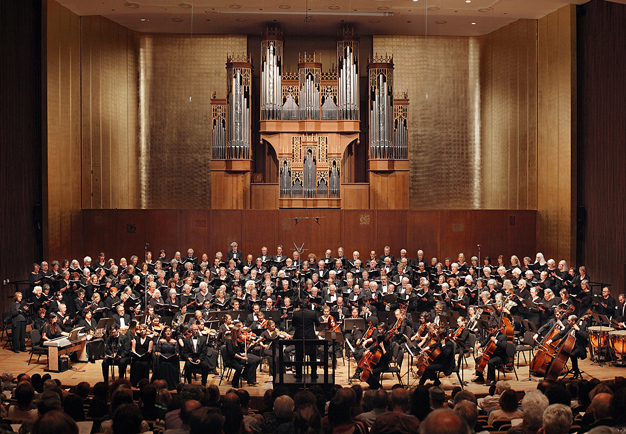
[3, 344, 625, 397]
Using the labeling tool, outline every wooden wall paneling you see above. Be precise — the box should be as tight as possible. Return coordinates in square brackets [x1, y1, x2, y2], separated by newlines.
[507, 211, 537, 260]
[341, 210, 376, 260]
[508, 21, 520, 209]
[209, 211, 243, 254]
[114, 210, 146, 260]
[144, 210, 180, 258]
[375, 211, 408, 256]
[100, 17, 112, 209]
[179, 210, 212, 257]
[308, 209, 342, 260]
[275, 210, 312, 258]
[90, 16, 102, 209]
[241, 210, 278, 257]
[80, 16, 93, 209]
[406, 211, 441, 261]
[250, 184, 279, 210]
[469, 211, 509, 261]
[82, 210, 117, 259]
[340, 184, 369, 209]
[0, 0, 43, 297]
[517, 21, 529, 209]
[440, 211, 472, 261]
[527, 19, 539, 210]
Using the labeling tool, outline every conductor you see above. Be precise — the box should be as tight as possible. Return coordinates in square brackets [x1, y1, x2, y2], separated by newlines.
[292, 298, 321, 381]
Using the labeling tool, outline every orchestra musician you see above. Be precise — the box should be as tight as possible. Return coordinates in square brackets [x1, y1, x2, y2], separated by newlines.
[102, 326, 131, 382]
[351, 316, 379, 379]
[594, 287, 616, 318]
[418, 327, 455, 386]
[292, 298, 320, 381]
[182, 324, 214, 386]
[223, 324, 261, 387]
[362, 322, 392, 390]
[42, 313, 62, 341]
[472, 320, 508, 386]
[10, 292, 28, 353]
[546, 314, 589, 379]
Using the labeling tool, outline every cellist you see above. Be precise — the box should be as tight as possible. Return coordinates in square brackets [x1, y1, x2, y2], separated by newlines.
[472, 319, 508, 386]
[533, 307, 565, 342]
[418, 327, 455, 387]
[351, 316, 379, 380]
[546, 314, 588, 379]
[362, 322, 392, 390]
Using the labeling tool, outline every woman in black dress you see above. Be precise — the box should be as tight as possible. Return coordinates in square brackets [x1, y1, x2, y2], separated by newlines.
[131, 324, 153, 386]
[224, 325, 261, 387]
[363, 322, 392, 390]
[41, 314, 62, 341]
[153, 326, 180, 390]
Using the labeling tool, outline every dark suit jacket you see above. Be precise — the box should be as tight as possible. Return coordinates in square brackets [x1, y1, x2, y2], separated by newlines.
[105, 333, 131, 358]
[10, 301, 26, 326]
[182, 335, 209, 361]
[553, 324, 589, 359]
[113, 313, 131, 328]
[292, 308, 320, 340]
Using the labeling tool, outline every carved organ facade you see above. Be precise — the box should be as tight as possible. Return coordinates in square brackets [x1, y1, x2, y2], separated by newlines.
[210, 26, 409, 210]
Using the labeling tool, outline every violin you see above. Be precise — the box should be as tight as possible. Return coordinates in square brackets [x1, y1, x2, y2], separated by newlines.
[328, 315, 341, 333]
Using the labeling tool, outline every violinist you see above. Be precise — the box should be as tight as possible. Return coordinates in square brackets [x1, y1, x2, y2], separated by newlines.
[224, 324, 261, 387]
[546, 314, 588, 379]
[362, 322, 392, 390]
[391, 309, 408, 368]
[251, 311, 268, 330]
[218, 314, 234, 340]
[418, 327, 455, 386]
[320, 306, 333, 325]
[452, 316, 471, 349]
[466, 307, 480, 333]
[259, 320, 282, 378]
[410, 312, 432, 344]
[472, 319, 508, 386]
[246, 303, 261, 327]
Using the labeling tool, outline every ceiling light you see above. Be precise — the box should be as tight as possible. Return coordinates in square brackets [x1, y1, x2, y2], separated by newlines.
[328, 5, 340, 10]
[435, 20, 447, 24]
[278, 4, 291, 9]
[124, 2, 140, 8]
[140, 17, 147, 21]
[171, 17, 183, 22]
[471, 22, 476, 24]
[219, 10, 393, 16]
[428, 6, 440, 11]
[229, 4, 241, 9]
[178, 3, 192, 8]
[478, 7, 493, 12]
[377, 6, 389, 10]
[413, 0, 418, 2]
[466, 0, 471, 2]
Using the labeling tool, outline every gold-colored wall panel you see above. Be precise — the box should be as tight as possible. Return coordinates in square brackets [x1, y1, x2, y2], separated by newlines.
[44, 0, 82, 260]
[373, 36, 482, 209]
[480, 19, 538, 210]
[80, 15, 140, 210]
[537, 5, 577, 265]
[138, 34, 247, 209]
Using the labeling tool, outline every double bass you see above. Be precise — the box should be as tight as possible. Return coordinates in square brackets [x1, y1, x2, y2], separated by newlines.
[530, 305, 575, 376]
[544, 311, 592, 381]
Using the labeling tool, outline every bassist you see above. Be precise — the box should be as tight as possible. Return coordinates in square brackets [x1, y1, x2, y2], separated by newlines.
[546, 314, 588, 379]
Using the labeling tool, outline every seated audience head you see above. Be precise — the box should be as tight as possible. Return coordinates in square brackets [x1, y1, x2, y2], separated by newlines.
[499, 389, 520, 413]
[189, 407, 224, 434]
[420, 409, 470, 434]
[521, 391, 550, 434]
[590, 393, 612, 421]
[32, 410, 78, 434]
[37, 390, 63, 415]
[539, 404, 573, 434]
[112, 403, 143, 434]
[454, 400, 478, 431]
[294, 404, 321, 434]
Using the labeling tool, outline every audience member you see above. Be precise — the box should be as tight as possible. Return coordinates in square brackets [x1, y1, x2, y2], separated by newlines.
[356, 389, 389, 429]
[488, 389, 523, 426]
[32, 410, 78, 434]
[8, 382, 38, 420]
[419, 408, 470, 434]
[370, 388, 420, 434]
[580, 393, 615, 434]
[539, 404, 573, 434]
[479, 381, 510, 413]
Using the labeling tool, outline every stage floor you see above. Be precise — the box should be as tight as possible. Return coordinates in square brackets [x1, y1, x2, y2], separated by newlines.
[2, 342, 624, 397]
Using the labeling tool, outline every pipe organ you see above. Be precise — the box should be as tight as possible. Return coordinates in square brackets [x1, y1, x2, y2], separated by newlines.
[337, 27, 360, 121]
[226, 55, 252, 159]
[368, 55, 394, 159]
[261, 26, 283, 121]
[299, 53, 322, 121]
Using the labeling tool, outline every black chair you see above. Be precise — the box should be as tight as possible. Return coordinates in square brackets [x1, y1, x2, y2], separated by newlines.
[380, 343, 404, 386]
[496, 342, 519, 381]
[435, 341, 466, 388]
[28, 329, 48, 365]
[218, 345, 233, 386]
[2, 312, 13, 349]
[516, 331, 535, 368]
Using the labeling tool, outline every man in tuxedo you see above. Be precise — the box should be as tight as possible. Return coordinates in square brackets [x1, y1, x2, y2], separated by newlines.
[226, 242, 242, 267]
[113, 305, 131, 329]
[547, 314, 589, 378]
[102, 326, 131, 382]
[292, 298, 321, 380]
[182, 324, 218, 385]
[473, 320, 508, 386]
[615, 293, 626, 322]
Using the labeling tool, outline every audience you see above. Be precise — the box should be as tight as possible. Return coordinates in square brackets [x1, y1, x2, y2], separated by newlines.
[7, 368, 626, 434]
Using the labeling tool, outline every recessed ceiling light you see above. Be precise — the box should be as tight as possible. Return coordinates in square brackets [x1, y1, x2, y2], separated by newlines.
[435, 20, 447, 24]
[471, 22, 476, 25]
[278, 4, 291, 9]
[478, 7, 493, 12]
[140, 17, 148, 21]
[235, 18, 247, 22]
[413, 0, 418, 2]
[124, 2, 140, 8]
[466, 0, 471, 3]
[377, 6, 389, 10]
[171, 17, 183, 22]
[229, 4, 241, 9]
[178, 3, 192, 8]
[428, 6, 440, 11]
[328, 5, 340, 10]
[304, 16, 314, 22]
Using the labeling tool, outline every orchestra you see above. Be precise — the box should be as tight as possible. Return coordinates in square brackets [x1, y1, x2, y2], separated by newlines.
[12, 247, 625, 388]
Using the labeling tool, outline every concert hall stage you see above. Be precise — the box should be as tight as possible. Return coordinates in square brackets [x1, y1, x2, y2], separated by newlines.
[2, 341, 624, 398]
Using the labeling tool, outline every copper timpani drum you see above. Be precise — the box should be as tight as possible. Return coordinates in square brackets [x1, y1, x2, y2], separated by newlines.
[588, 326, 614, 350]
[609, 330, 626, 356]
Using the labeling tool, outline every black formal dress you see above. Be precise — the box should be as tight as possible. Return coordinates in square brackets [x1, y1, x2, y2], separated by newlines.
[130, 336, 152, 386]
[154, 339, 180, 390]
[224, 338, 261, 386]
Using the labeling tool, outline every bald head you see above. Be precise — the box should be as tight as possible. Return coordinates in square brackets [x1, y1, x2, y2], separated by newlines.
[420, 409, 470, 434]
[591, 393, 612, 420]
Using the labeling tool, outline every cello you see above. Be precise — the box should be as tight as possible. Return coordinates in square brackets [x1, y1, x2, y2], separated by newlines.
[544, 311, 591, 381]
[530, 305, 575, 376]
[416, 331, 443, 378]
[476, 316, 512, 374]
[358, 322, 399, 382]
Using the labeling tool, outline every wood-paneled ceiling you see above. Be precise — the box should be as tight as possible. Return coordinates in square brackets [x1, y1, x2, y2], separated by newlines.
[55, 0, 596, 36]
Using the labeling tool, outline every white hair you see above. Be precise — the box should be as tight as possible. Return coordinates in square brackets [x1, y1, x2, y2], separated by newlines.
[83, 256, 92, 263]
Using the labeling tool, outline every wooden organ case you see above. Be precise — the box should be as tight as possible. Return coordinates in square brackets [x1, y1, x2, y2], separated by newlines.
[367, 55, 410, 209]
